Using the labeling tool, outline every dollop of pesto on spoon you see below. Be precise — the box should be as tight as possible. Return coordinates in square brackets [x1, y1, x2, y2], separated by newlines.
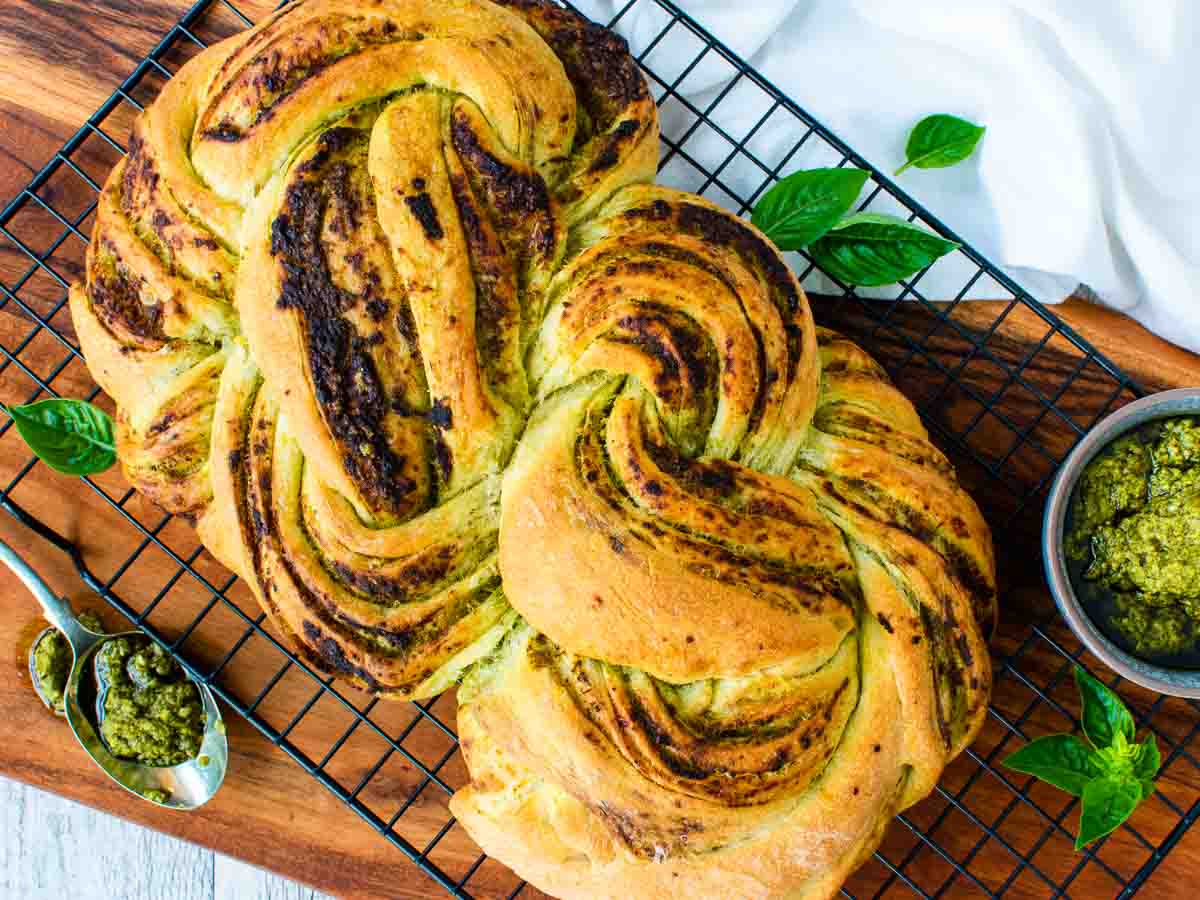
[31, 611, 104, 713]
[94, 636, 206, 767]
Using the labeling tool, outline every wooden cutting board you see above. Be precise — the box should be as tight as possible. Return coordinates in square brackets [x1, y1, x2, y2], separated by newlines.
[3, 2, 1200, 898]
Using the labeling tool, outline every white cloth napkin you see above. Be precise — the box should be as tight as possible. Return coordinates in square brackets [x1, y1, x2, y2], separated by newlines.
[571, 0, 1200, 354]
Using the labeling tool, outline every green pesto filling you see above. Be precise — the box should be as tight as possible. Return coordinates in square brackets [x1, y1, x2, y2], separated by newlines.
[1067, 417, 1200, 657]
[95, 636, 205, 767]
[31, 611, 104, 713]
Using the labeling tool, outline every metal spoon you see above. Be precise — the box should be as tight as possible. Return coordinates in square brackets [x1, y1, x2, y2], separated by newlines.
[2, 537, 227, 809]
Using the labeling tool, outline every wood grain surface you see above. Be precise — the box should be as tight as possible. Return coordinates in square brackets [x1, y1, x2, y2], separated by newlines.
[2, 2, 1200, 899]
[1, 775, 334, 900]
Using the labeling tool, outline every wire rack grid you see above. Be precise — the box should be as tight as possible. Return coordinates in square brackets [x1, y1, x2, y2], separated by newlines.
[1, 0, 1198, 897]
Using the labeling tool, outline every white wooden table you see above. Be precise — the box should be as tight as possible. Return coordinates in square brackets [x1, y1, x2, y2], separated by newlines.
[1, 777, 334, 900]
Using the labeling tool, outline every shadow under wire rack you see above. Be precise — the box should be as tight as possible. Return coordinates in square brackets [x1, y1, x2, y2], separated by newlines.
[0, 0, 1198, 897]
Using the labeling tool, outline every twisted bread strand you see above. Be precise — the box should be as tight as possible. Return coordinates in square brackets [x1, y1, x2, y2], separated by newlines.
[450, 189, 995, 898]
[70, 1, 996, 895]
[71, 0, 658, 697]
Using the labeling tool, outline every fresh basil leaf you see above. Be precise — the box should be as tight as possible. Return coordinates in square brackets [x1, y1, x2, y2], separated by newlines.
[2, 398, 116, 476]
[1076, 775, 1142, 849]
[1002, 670, 1153, 852]
[1002, 734, 1101, 797]
[750, 168, 869, 250]
[807, 212, 959, 287]
[1075, 667, 1136, 750]
[895, 114, 986, 175]
[1132, 734, 1161, 782]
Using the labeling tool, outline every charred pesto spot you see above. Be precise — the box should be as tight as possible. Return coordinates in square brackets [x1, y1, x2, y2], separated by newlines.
[395, 304, 417, 343]
[146, 412, 176, 437]
[300, 621, 381, 690]
[502, 0, 648, 124]
[204, 17, 421, 141]
[526, 633, 563, 669]
[403, 192, 443, 240]
[428, 398, 453, 429]
[329, 553, 456, 602]
[301, 127, 358, 167]
[324, 162, 363, 236]
[269, 136, 418, 516]
[609, 306, 717, 409]
[588, 118, 641, 173]
[675, 458, 737, 498]
[433, 432, 453, 484]
[741, 497, 808, 528]
[623, 198, 672, 223]
[824, 474, 994, 619]
[120, 132, 159, 199]
[445, 173, 522, 384]
[450, 109, 555, 257]
[681, 541, 849, 613]
[89, 245, 168, 347]
[619, 200, 801, 397]
[673, 201, 799, 315]
[202, 123, 243, 143]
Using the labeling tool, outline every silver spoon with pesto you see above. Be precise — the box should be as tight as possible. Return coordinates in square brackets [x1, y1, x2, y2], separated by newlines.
[3, 538, 227, 809]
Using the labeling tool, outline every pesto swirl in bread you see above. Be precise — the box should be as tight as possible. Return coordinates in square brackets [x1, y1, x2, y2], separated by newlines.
[70, 1, 996, 895]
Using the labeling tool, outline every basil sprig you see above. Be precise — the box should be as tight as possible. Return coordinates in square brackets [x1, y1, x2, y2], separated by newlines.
[895, 114, 986, 175]
[807, 212, 960, 288]
[1003, 668, 1160, 849]
[750, 169, 958, 286]
[751, 168, 869, 251]
[2, 398, 117, 476]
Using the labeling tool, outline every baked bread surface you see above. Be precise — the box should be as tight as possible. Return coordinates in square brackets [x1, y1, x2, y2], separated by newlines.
[72, 0, 659, 698]
[452, 185, 995, 898]
[70, 0, 996, 895]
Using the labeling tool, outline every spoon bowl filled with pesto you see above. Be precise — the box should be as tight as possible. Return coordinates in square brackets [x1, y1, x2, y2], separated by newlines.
[4, 537, 227, 808]
[1045, 388, 1200, 697]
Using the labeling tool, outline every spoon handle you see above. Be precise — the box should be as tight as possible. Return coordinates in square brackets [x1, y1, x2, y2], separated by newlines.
[0, 537, 88, 643]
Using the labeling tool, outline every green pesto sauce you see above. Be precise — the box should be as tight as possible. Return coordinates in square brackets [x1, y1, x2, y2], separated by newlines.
[95, 636, 205, 767]
[142, 788, 171, 804]
[31, 611, 104, 713]
[1066, 416, 1200, 663]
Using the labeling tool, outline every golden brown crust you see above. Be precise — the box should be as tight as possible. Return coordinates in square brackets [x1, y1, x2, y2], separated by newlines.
[454, 197, 995, 898]
[72, 0, 659, 698]
[70, 0, 996, 894]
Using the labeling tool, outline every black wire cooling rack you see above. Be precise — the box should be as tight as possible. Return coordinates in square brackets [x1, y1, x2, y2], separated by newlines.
[2, 0, 1199, 897]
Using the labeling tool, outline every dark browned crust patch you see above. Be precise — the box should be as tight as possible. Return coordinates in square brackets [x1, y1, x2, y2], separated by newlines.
[269, 127, 419, 516]
[403, 192, 444, 240]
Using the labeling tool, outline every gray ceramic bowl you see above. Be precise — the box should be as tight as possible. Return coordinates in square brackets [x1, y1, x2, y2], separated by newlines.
[1043, 387, 1200, 698]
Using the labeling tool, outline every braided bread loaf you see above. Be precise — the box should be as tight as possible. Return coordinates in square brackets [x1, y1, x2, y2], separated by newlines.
[70, 0, 996, 895]
[450, 188, 996, 897]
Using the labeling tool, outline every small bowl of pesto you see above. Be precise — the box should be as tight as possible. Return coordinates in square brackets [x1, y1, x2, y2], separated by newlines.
[1044, 388, 1200, 697]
